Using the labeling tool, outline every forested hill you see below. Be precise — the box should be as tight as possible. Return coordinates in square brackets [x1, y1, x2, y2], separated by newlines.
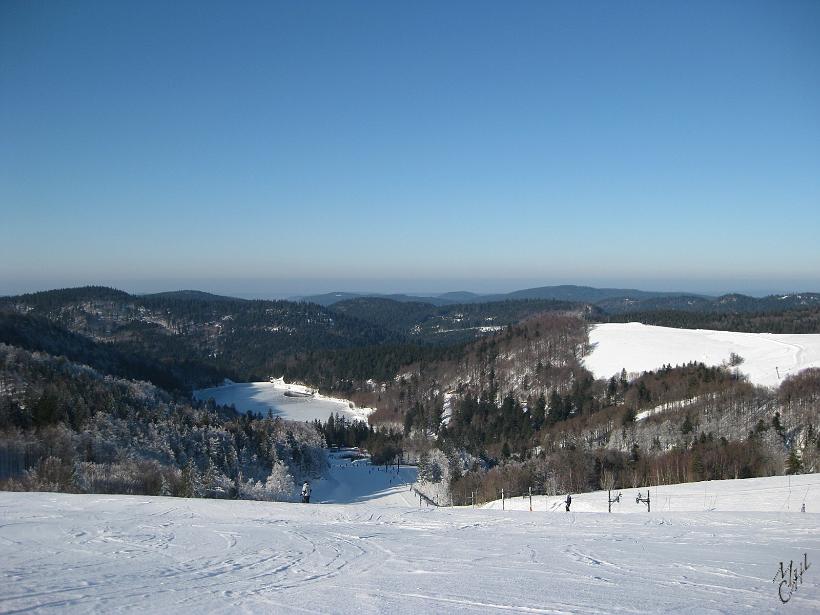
[0, 342, 326, 501]
[596, 292, 820, 316]
[596, 305, 820, 334]
[303, 285, 820, 333]
[0, 287, 401, 390]
[3, 286, 819, 398]
[584, 291, 820, 334]
[0, 311, 225, 392]
[1, 287, 582, 393]
[328, 297, 581, 342]
[353, 311, 818, 504]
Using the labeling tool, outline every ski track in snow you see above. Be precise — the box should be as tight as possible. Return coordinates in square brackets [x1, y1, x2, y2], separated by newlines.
[585, 323, 820, 387]
[2, 456, 819, 614]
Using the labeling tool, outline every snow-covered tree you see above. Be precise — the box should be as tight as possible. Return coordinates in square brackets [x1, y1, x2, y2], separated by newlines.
[264, 461, 295, 501]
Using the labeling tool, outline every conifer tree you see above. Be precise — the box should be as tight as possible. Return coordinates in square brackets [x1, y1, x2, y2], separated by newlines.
[786, 448, 803, 475]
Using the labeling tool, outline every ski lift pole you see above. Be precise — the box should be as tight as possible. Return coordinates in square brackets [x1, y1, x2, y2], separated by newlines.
[636, 489, 650, 512]
[529, 487, 532, 512]
[608, 489, 621, 513]
[502, 488, 505, 511]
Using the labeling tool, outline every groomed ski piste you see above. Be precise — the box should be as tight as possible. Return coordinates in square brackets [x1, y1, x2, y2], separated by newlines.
[193, 378, 374, 423]
[585, 323, 820, 387]
[2, 450, 818, 613]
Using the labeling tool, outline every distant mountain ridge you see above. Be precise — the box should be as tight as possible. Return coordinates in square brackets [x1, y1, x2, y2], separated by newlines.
[299, 285, 700, 306]
[141, 290, 243, 302]
[477, 285, 701, 304]
[297, 292, 454, 307]
[297, 285, 820, 316]
[436, 291, 483, 302]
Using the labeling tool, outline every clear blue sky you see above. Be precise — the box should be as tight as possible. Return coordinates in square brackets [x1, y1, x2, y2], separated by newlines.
[2, 1, 819, 298]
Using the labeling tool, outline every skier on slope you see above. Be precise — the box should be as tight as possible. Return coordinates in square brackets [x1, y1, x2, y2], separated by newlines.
[565, 494, 572, 512]
[301, 481, 311, 504]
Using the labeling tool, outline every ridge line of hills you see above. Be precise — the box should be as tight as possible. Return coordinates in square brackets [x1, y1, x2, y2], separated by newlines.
[300, 284, 703, 307]
[2, 284, 820, 398]
[297, 283, 820, 311]
[7, 283, 820, 315]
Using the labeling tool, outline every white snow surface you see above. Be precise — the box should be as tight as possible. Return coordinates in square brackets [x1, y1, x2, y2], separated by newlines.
[634, 396, 703, 422]
[312, 449, 418, 506]
[482, 473, 820, 514]
[2, 463, 819, 613]
[585, 323, 820, 387]
[194, 379, 373, 423]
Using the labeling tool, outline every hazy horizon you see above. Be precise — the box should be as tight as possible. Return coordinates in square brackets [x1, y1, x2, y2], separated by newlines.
[2, 276, 819, 301]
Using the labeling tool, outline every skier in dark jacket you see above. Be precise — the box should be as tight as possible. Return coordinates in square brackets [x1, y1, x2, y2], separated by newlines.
[301, 481, 311, 503]
[565, 494, 572, 512]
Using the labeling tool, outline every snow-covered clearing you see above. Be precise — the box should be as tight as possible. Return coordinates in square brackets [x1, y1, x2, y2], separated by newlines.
[634, 396, 703, 422]
[194, 379, 373, 423]
[2, 466, 819, 613]
[585, 323, 820, 387]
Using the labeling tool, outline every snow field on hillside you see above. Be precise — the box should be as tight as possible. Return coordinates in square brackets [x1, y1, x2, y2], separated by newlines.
[480, 473, 820, 514]
[193, 379, 373, 423]
[585, 323, 820, 387]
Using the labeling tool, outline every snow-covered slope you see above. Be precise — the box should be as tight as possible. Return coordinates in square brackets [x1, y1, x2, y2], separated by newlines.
[585, 322, 820, 387]
[2, 482, 818, 613]
[312, 449, 418, 505]
[194, 379, 373, 422]
[481, 473, 820, 513]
